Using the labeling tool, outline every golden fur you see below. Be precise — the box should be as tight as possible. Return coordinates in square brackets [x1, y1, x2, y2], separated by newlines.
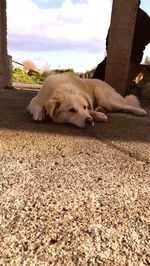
[27, 73, 146, 128]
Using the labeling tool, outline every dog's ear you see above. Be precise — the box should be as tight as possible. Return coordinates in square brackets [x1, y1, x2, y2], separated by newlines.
[45, 99, 61, 118]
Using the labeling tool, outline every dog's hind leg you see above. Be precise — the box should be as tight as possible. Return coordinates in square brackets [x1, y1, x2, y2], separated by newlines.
[104, 101, 146, 116]
[27, 96, 45, 121]
[109, 95, 146, 116]
[121, 105, 146, 116]
[124, 95, 147, 116]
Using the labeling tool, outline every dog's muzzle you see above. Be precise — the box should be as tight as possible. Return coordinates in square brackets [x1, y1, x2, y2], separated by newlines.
[85, 117, 94, 127]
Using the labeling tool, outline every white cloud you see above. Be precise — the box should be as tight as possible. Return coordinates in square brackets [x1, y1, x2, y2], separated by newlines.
[6, 0, 150, 72]
[7, 0, 112, 53]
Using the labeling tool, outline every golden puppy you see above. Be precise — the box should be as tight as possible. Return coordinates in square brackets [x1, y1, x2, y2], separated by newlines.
[27, 73, 146, 128]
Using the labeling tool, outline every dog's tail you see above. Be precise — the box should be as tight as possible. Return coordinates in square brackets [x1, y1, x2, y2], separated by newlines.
[124, 95, 141, 108]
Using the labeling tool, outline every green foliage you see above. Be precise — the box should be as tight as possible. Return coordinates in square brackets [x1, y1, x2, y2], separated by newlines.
[77, 68, 95, 79]
[13, 68, 45, 84]
[53, 68, 75, 74]
[12, 67, 96, 84]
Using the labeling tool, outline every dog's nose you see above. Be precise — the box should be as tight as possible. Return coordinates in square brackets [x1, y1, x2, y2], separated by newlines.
[85, 117, 94, 126]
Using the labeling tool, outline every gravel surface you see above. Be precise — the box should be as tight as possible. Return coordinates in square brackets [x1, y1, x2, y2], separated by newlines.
[0, 88, 150, 266]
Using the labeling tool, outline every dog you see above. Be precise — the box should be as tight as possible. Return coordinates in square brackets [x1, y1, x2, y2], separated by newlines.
[27, 73, 146, 128]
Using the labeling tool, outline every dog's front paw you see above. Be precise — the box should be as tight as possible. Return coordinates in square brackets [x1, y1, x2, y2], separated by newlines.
[89, 110, 108, 122]
[33, 111, 45, 121]
[97, 112, 108, 122]
[95, 106, 107, 113]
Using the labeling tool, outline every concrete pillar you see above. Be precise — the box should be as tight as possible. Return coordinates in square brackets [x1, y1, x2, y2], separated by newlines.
[105, 0, 139, 95]
[0, 0, 12, 88]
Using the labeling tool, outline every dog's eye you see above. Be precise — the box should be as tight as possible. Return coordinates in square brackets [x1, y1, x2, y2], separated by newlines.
[83, 105, 87, 110]
[69, 108, 77, 113]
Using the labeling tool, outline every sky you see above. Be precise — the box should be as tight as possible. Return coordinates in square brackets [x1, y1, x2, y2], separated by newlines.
[7, 0, 150, 72]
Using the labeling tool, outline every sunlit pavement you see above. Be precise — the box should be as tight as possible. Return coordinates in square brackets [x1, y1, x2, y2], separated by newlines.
[0, 88, 150, 266]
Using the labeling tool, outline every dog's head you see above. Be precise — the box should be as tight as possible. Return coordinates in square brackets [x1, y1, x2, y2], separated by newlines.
[45, 93, 94, 128]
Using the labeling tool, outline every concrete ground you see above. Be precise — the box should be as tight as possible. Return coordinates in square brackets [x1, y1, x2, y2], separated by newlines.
[0, 87, 150, 266]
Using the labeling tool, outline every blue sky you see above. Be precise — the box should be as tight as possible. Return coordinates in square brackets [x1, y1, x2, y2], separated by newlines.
[33, 0, 86, 9]
[7, 0, 150, 72]
[31, 0, 150, 13]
